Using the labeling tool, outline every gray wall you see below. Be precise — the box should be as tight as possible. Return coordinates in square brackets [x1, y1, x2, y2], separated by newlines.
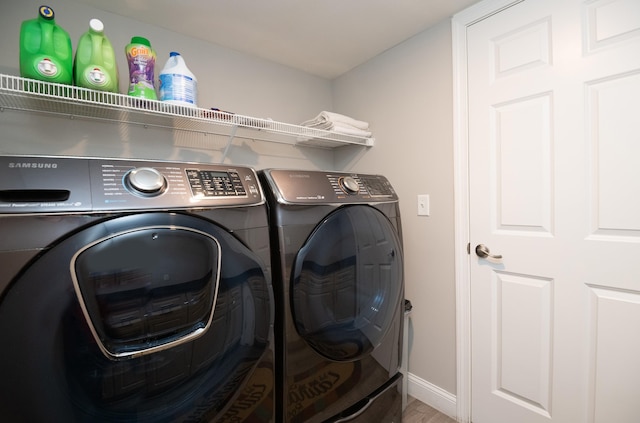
[1, 0, 458, 401]
[334, 21, 457, 395]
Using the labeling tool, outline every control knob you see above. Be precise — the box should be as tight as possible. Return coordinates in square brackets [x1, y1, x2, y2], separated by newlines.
[125, 167, 167, 196]
[339, 176, 360, 194]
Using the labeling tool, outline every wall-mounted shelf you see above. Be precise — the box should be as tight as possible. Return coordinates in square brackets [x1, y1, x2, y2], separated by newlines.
[0, 74, 374, 155]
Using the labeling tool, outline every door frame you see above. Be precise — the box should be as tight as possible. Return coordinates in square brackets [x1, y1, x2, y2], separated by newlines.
[451, 1, 524, 422]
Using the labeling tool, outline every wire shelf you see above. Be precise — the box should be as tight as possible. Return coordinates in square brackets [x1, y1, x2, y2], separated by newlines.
[0, 74, 374, 149]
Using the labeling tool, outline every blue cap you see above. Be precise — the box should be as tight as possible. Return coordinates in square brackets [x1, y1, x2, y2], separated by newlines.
[39, 6, 55, 20]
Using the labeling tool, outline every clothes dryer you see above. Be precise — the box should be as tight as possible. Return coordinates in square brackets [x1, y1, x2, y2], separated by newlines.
[259, 169, 404, 423]
[0, 155, 274, 422]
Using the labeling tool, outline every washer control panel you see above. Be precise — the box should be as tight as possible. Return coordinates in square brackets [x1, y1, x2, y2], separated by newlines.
[263, 169, 398, 204]
[0, 156, 263, 213]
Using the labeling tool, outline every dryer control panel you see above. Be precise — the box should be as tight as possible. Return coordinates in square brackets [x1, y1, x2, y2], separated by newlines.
[0, 156, 263, 213]
[262, 169, 398, 204]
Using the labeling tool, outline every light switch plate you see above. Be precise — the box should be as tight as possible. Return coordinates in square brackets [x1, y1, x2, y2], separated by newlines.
[418, 194, 430, 216]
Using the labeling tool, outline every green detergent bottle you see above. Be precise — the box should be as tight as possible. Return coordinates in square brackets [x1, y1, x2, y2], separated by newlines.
[74, 18, 119, 93]
[19, 5, 73, 85]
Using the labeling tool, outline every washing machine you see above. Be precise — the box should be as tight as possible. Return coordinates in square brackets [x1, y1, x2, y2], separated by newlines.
[259, 169, 404, 423]
[0, 155, 274, 423]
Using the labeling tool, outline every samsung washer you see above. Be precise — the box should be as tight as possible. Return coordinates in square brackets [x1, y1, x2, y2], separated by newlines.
[259, 169, 404, 423]
[0, 155, 274, 422]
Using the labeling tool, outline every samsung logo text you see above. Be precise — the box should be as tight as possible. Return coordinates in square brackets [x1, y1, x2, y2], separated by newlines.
[9, 162, 58, 169]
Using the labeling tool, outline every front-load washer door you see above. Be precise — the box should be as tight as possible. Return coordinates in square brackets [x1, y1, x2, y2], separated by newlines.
[291, 205, 403, 361]
[72, 224, 222, 360]
[0, 212, 272, 423]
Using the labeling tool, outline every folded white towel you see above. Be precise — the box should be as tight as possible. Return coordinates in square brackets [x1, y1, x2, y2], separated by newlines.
[302, 120, 333, 130]
[321, 111, 369, 130]
[301, 111, 370, 130]
[331, 121, 372, 137]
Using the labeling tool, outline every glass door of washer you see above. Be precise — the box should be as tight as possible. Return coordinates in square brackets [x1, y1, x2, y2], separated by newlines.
[291, 205, 403, 361]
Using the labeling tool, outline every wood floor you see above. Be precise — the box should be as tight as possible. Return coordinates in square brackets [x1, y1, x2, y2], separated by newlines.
[402, 396, 457, 423]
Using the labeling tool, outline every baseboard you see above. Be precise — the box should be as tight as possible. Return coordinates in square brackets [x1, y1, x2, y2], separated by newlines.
[407, 373, 457, 420]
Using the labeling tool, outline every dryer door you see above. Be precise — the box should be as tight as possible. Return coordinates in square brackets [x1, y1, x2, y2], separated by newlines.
[0, 212, 272, 423]
[291, 205, 403, 361]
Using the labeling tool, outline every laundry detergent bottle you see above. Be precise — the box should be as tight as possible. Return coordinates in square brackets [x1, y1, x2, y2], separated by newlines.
[159, 52, 198, 107]
[125, 36, 157, 99]
[19, 5, 73, 85]
[74, 19, 119, 93]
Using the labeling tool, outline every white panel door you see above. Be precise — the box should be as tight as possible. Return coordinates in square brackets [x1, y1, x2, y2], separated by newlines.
[467, 0, 640, 422]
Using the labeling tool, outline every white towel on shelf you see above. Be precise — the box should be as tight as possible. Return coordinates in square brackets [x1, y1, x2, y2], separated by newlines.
[302, 120, 333, 130]
[301, 111, 370, 131]
[331, 121, 372, 137]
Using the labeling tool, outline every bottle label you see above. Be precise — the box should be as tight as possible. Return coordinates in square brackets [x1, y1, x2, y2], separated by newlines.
[159, 74, 196, 105]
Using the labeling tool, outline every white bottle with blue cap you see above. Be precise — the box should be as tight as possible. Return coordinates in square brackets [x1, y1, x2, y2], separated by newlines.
[159, 52, 197, 107]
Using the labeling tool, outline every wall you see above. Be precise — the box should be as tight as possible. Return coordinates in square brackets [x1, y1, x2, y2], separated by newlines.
[1, 0, 340, 169]
[333, 20, 457, 399]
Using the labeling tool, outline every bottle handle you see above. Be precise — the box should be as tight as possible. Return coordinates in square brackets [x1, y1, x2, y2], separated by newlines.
[40, 21, 54, 53]
[91, 33, 104, 65]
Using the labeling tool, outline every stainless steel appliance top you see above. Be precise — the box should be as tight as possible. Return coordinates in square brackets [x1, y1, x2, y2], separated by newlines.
[0, 155, 264, 214]
[261, 168, 398, 205]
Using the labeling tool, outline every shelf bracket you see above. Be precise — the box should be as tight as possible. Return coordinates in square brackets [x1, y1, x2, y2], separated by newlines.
[220, 125, 238, 162]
